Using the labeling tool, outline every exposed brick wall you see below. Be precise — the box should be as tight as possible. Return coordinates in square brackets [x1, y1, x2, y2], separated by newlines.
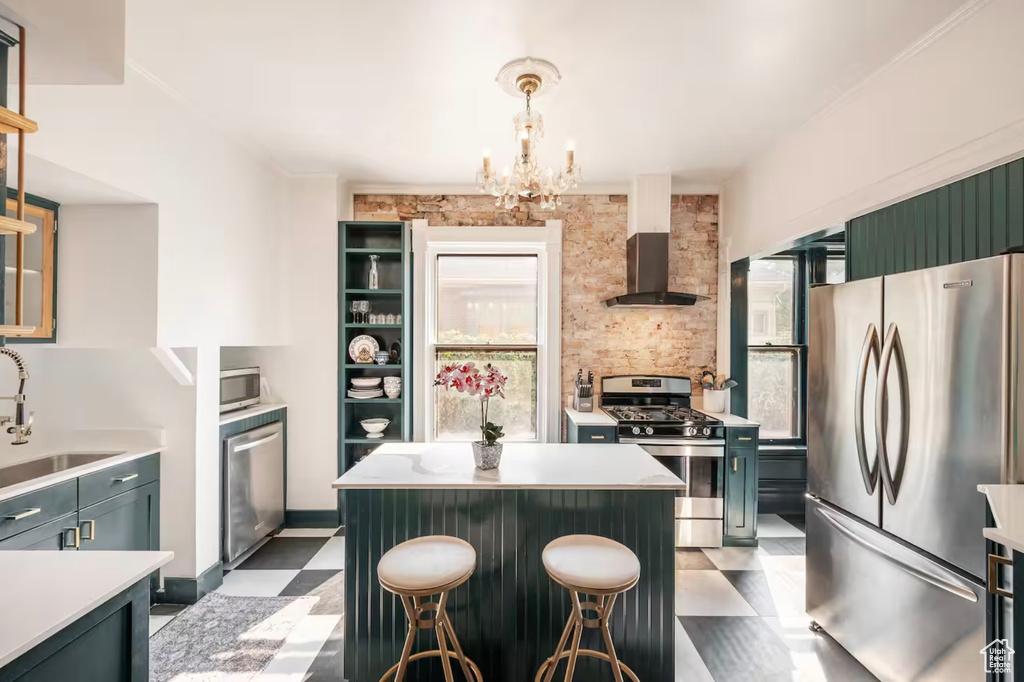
[353, 194, 719, 404]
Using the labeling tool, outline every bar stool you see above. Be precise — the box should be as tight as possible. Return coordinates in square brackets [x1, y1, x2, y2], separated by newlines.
[535, 535, 641, 682]
[377, 535, 484, 682]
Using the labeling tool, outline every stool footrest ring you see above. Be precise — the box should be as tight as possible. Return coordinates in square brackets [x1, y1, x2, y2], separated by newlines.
[379, 650, 483, 682]
[534, 649, 639, 682]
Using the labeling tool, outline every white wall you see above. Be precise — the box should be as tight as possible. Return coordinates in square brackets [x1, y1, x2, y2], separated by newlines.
[222, 176, 343, 512]
[8, 347, 202, 579]
[56, 204, 158, 347]
[16, 63, 288, 347]
[722, 0, 1024, 262]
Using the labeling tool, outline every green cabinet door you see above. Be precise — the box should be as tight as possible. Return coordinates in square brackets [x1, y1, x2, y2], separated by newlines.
[724, 447, 758, 546]
[78, 482, 159, 552]
[0, 512, 80, 550]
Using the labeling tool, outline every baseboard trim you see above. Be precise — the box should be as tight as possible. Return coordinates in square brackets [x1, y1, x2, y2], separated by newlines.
[156, 561, 223, 605]
[285, 509, 340, 528]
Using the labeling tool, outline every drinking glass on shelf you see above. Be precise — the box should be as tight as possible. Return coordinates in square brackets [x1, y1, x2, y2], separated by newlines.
[350, 300, 358, 324]
[357, 300, 370, 323]
[369, 313, 379, 324]
[386, 313, 396, 325]
[396, 313, 402, 325]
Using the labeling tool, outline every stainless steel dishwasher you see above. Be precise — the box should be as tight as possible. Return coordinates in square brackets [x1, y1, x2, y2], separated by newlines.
[223, 421, 284, 563]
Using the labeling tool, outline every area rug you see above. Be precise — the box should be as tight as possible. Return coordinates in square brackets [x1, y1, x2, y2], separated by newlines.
[150, 593, 315, 682]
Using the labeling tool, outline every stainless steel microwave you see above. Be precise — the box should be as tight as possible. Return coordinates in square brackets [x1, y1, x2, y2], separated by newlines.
[220, 367, 261, 413]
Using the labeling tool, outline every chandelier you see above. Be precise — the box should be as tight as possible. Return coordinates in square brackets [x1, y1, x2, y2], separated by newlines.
[476, 58, 581, 210]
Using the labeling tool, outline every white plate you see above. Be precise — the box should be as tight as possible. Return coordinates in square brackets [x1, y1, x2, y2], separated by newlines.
[350, 377, 382, 388]
[347, 389, 383, 399]
[348, 335, 380, 364]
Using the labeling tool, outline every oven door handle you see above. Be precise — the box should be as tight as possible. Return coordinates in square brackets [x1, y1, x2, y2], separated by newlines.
[619, 438, 726, 446]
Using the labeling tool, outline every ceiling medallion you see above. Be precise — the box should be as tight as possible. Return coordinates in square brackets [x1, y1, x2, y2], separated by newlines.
[476, 57, 581, 210]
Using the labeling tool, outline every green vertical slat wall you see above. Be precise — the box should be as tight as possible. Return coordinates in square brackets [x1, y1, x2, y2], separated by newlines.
[847, 157, 1024, 279]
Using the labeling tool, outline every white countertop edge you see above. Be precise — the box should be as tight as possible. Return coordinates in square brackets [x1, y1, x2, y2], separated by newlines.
[219, 403, 287, 426]
[0, 447, 162, 503]
[333, 482, 684, 490]
[0, 551, 173, 668]
[563, 407, 616, 426]
[693, 399, 760, 427]
[978, 484, 1024, 553]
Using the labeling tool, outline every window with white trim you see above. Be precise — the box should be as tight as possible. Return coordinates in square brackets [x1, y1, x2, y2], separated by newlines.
[412, 222, 561, 443]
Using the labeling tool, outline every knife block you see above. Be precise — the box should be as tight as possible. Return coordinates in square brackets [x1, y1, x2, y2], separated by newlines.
[572, 392, 593, 412]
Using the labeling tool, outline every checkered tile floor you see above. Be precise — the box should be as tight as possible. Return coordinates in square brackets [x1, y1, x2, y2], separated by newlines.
[151, 517, 878, 681]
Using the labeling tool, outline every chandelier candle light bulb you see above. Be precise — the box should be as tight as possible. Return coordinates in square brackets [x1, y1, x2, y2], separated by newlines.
[476, 57, 581, 210]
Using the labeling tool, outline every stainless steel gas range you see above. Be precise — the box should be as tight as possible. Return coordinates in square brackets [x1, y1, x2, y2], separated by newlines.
[600, 375, 725, 548]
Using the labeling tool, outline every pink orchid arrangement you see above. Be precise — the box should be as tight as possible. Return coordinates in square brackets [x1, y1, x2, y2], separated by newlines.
[435, 362, 509, 444]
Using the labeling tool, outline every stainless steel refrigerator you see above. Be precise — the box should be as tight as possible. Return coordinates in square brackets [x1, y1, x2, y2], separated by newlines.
[807, 253, 1024, 681]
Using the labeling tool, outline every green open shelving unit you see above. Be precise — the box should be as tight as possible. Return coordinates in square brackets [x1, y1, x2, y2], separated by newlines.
[338, 221, 412, 518]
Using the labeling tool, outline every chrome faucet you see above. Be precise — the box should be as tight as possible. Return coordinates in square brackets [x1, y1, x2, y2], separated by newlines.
[0, 348, 32, 444]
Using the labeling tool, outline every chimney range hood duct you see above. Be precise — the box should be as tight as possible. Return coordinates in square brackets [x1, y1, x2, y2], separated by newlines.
[603, 174, 709, 307]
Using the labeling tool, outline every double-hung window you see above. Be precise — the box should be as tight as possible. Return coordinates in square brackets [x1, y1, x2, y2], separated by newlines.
[413, 222, 562, 443]
[434, 255, 539, 441]
[747, 256, 804, 442]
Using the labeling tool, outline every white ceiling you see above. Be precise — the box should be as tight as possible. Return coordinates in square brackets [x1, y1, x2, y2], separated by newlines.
[124, 0, 966, 185]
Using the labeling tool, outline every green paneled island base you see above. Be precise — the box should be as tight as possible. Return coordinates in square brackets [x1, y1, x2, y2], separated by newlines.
[333, 442, 683, 681]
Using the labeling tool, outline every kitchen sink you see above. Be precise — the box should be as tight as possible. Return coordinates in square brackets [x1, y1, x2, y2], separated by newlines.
[0, 452, 126, 489]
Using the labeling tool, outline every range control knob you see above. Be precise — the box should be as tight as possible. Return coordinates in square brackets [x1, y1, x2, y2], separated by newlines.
[645, 426, 654, 436]
[685, 426, 696, 437]
[632, 426, 641, 436]
[702, 427, 712, 436]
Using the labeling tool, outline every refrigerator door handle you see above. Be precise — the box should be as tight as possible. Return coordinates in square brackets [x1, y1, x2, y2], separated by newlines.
[876, 323, 910, 505]
[855, 323, 881, 494]
[816, 505, 980, 603]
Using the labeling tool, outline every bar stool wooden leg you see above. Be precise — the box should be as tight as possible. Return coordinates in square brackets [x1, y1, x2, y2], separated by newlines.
[599, 594, 624, 682]
[435, 591, 455, 682]
[395, 596, 418, 682]
[541, 613, 577, 682]
[443, 612, 477, 681]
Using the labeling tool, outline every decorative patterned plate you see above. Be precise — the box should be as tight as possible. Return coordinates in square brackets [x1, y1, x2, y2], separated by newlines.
[348, 335, 380, 364]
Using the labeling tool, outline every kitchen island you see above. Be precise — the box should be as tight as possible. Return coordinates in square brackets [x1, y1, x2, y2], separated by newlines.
[333, 442, 683, 681]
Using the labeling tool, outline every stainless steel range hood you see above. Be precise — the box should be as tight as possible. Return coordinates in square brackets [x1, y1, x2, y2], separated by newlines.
[603, 174, 709, 307]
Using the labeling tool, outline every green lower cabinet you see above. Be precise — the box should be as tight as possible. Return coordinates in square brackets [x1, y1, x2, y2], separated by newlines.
[0, 580, 150, 682]
[78, 482, 159, 552]
[0, 512, 79, 550]
[724, 447, 758, 546]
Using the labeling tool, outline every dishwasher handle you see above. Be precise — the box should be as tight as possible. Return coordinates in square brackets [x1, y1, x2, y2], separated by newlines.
[234, 431, 281, 453]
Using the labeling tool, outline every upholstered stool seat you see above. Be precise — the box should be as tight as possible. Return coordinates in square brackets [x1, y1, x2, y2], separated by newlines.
[542, 534, 641, 592]
[536, 535, 641, 682]
[378, 535, 477, 592]
[377, 535, 482, 682]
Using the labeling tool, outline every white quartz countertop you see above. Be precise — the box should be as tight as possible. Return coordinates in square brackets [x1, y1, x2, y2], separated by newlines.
[219, 402, 287, 426]
[0, 550, 173, 668]
[978, 484, 1024, 552]
[563, 407, 616, 426]
[693, 399, 760, 427]
[0, 430, 164, 503]
[333, 442, 685, 490]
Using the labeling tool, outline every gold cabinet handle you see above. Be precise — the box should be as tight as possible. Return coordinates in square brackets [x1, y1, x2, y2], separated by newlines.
[4, 507, 41, 521]
[738, 436, 752, 441]
[732, 457, 738, 472]
[113, 473, 138, 483]
[591, 435, 605, 440]
[62, 526, 80, 550]
[988, 553, 1013, 598]
[81, 519, 96, 541]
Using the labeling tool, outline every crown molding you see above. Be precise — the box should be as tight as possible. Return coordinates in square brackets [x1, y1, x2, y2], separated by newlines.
[807, 0, 995, 127]
[125, 58, 291, 178]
